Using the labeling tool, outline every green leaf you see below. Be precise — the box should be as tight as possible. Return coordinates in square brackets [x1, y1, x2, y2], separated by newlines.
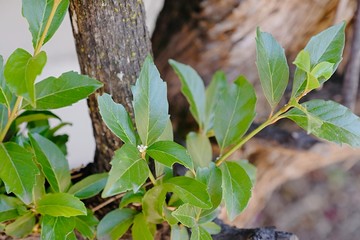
[293, 50, 311, 72]
[147, 141, 194, 171]
[237, 160, 257, 185]
[15, 110, 60, 126]
[292, 22, 346, 97]
[284, 100, 360, 146]
[311, 61, 334, 81]
[68, 173, 108, 199]
[102, 144, 149, 197]
[200, 222, 221, 235]
[256, 28, 289, 109]
[169, 59, 206, 129]
[41, 215, 75, 240]
[0, 195, 23, 222]
[32, 172, 46, 203]
[172, 203, 201, 228]
[4, 49, 47, 106]
[171, 224, 190, 240]
[75, 210, 98, 240]
[0, 105, 8, 133]
[220, 161, 253, 221]
[119, 190, 145, 208]
[196, 164, 222, 221]
[190, 225, 212, 240]
[97, 208, 136, 240]
[205, 71, 227, 134]
[142, 185, 167, 223]
[132, 213, 154, 240]
[5, 212, 35, 238]
[98, 93, 136, 145]
[36, 193, 86, 217]
[186, 132, 212, 169]
[214, 76, 256, 153]
[22, 0, 70, 48]
[132, 56, 169, 146]
[0, 55, 12, 109]
[29, 133, 71, 192]
[0, 143, 39, 204]
[24, 71, 102, 109]
[165, 176, 212, 209]
[157, 119, 174, 141]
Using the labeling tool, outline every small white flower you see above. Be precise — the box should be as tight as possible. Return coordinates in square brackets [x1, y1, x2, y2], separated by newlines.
[137, 145, 148, 153]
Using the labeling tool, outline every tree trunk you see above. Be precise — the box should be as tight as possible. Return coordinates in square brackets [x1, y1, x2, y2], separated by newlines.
[69, 0, 152, 172]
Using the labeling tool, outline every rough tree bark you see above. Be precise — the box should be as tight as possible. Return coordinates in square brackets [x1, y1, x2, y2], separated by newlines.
[69, 0, 152, 172]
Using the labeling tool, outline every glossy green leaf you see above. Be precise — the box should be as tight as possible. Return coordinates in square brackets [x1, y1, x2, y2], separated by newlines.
[293, 50, 311, 72]
[0, 105, 8, 133]
[186, 132, 212, 169]
[165, 176, 212, 209]
[311, 61, 334, 82]
[214, 76, 256, 153]
[0, 55, 11, 109]
[190, 225, 212, 240]
[0, 195, 23, 222]
[284, 100, 360, 146]
[97, 208, 136, 240]
[32, 172, 46, 202]
[22, 0, 70, 48]
[132, 213, 154, 240]
[205, 71, 227, 134]
[119, 190, 145, 208]
[196, 164, 222, 221]
[169, 59, 206, 129]
[29, 133, 71, 192]
[36, 193, 86, 217]
[102, 144, 149, 197]
[172, 203, 201, 228]
[200, 222, 221, 235]
[157, 119, 174, 141]
[0, 142, 39, 204]
[75, 210, 98, 240]
[132, 56, 169, 146]
[15, 110, 60, 127]
[292, 22, 345, 97]
[5, 212, 35, 238]
[24, 71, 102, 109]
[4, 48, 46, 106]
[220, 161, 253, 221]
[68, 173, 108, 199]
[147, 141, 194, 171]
[98, 93, 136, 145]
[41, 215, 75, 240]
[237, 160, 257, 184]
[256, 28, 289, 109]
[142, 185, 167, 223]
[171, 224, 190, 240]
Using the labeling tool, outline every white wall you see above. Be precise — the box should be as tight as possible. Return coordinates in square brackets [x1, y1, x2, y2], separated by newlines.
[0, 0, 163, 168]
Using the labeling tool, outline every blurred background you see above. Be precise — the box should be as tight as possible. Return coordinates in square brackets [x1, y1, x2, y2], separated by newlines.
[1, 1, 360, 239]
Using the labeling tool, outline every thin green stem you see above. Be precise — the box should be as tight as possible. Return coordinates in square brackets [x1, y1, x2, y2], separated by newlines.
[215, 104, 293, 167]
[0, 97, 23, 142]
[34, 0, 61, 55]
